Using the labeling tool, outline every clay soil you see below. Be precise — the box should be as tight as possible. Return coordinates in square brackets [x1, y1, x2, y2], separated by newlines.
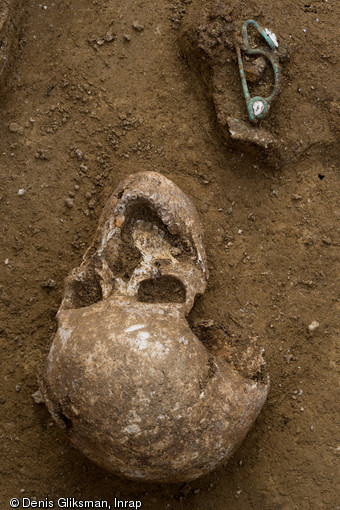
[0, 0, 339, 509]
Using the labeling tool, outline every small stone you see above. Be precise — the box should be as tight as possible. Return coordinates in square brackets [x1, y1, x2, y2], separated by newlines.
[88, 199, 95, 209]
[75, 149, 84, 160]
[9, 122, 20, 133]
[300, 407, 304, 412]
[308, 320, 319, 332]
[35, 148, 49, 160]
[132, 21, 144, 31]
[115, 214, 125, 228]
[80, 163, 88, 173]
[32, 389, 44, 404]
[104, 29, 115, 42]
[41, 279, 57, 289]
[65, 197, 74, 208]
[74, 185, 80, 191]
[227, 117, 276, 150]
[193, 488, 200, 494]
[16, 384, 22, 392]
[244, 56, 266, 82]
[85, 192, 92, 200]
[123, 34, 131, 41]
[69, 191, 75, 198]
[18, 189, 25, 196]
[292, 194, 302, 200]
[180, 483, 191, 496]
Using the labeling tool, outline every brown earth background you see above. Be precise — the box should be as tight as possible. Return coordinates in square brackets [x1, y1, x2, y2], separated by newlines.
[0, 0, 339, 509]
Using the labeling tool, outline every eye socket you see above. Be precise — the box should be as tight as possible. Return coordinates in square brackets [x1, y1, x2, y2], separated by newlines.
[137, 276, 186, 303]
[68, 271, 103, 309]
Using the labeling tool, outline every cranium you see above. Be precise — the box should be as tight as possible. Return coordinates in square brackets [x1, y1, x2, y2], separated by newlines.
[41, 171, 268, 482]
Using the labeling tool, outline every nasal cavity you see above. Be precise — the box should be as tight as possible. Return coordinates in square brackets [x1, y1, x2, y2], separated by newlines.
[137, 276, 186, 303]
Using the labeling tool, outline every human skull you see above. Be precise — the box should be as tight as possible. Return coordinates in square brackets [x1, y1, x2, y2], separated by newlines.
[41, 171, 268, 482]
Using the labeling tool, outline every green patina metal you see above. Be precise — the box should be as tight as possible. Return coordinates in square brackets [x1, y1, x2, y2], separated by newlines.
[234, 19, 281, 123]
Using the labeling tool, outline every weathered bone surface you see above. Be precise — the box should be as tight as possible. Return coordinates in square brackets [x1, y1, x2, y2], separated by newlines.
[41, 171, 269, 482]
[0, 0, 24, 82]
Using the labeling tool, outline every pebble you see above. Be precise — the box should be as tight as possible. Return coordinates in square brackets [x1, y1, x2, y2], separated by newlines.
[308, 320, 319, 332]
[88, 199, 95, 209]
[9, 122, 23, 133]
[65, 197, 74, 208]
[245, 56, 266, 82]
[18, 189, 25, 196]
[31, 389, 44, 404]
[41, 279, 57, 289]
[16, 384, 22, 392]
[74, 185, 80, 191]
[132, 21, 144, 31]
[85, 192, 92, 200]
[180, 483, 191, 496]
[80, 163, 88, 173]
[115, 214, 125, 228]
[75, 148, 84, 160]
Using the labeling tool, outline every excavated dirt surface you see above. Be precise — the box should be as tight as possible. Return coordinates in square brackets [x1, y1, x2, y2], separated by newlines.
[0, 0, 339, 509]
